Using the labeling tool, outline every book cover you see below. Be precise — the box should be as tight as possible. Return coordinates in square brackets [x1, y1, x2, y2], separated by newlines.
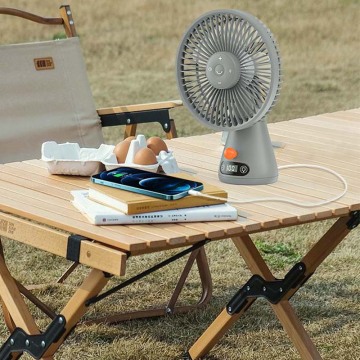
[71, 190, 237, 225]
[88, 173, 227, 215]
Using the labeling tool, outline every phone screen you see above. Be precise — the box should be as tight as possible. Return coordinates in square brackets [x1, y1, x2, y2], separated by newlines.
[91, 167, 204, 200]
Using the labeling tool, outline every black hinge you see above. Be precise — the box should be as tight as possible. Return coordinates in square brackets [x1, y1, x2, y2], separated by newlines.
[226, 262, 307, 315]
[347, 211, 360, 230]
[0, 315, 66, 359]
[66, 234, 88, 263]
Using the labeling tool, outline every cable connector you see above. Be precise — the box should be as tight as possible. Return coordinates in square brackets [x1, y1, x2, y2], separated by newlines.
[188, 189, 202, 197]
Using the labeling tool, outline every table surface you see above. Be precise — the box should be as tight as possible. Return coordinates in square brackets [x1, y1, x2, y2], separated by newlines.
[0, 109, 359, 256]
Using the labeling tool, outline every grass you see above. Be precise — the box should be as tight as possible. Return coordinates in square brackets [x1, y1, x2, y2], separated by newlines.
[1, 221, 359, 359]
[0, 0, 359, 359]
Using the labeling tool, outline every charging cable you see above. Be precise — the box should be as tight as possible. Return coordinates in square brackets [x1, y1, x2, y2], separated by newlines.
[188, 164, 348, 208]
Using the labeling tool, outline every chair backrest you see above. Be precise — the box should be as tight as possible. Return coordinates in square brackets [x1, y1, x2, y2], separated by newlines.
[0, 6, 104, 163]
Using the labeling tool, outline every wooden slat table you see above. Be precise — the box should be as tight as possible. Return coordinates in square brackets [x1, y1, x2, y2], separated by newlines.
[0, 109, 359, 359]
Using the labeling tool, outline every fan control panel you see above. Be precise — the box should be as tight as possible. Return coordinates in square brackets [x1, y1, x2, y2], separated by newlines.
[220, 161, 250, 176]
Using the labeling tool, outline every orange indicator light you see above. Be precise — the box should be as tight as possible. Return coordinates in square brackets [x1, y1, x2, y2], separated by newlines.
[224, 147, 238, 160]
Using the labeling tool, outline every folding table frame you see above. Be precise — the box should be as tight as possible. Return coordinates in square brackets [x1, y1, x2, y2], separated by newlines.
[0, 207, 358, 359]
[185, 212, 359, 359]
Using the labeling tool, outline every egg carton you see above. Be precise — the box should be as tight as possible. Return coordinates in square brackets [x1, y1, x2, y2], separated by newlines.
[41, 141, 114, 176]
[41, 136, 179, 176]
[103, 134, 179, 174]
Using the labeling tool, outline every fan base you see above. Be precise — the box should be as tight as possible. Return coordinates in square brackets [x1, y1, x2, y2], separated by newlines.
[219, 173, 278, 185]
[218, 120, 278, 185]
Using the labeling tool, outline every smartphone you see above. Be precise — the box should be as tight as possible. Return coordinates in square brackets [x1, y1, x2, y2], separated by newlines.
[91, 167, 204, 200]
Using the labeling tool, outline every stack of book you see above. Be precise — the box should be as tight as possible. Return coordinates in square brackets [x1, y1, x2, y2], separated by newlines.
[71, 177, 238, 225]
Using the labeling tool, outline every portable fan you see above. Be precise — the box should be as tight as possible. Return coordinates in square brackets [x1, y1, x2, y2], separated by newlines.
[176, 10, 281, 184]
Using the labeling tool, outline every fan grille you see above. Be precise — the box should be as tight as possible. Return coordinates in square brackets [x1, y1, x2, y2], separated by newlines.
[177, 10, 281, 130]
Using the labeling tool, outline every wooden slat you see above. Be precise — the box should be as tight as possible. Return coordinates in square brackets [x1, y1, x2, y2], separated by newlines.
[292, 115, 360, 134]
[173, 157, 328, 223]
[0, 166, 208, 251]
[168, 113, 359, 222]
[0, 186, 148, 252]
[0, 108, 358, 258]
[97, 100, 182, 115]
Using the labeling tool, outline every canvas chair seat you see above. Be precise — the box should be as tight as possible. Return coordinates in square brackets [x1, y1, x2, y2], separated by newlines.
[0, 37, 104, 163]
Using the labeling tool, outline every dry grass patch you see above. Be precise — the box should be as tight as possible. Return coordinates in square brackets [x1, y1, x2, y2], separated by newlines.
[0, 0, 359, 359]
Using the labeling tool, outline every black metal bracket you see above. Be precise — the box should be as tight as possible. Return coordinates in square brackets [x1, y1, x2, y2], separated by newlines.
[66, 234, 88, 263]
[347, 210, 360, 230]
[0, 315, 66, 360]
[99, 109, 173, 133]
[226, 262, 307, 315]
[182, 351, 193, 360]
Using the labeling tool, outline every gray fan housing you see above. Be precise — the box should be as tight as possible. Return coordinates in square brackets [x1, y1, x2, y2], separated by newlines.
[176, 9, 281, 185]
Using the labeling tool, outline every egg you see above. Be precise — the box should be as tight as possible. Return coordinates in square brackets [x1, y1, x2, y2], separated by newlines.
[123, 136, 135, 142]
[146, 136, 168, 155]
[133, 147, 158, 165]
[113, 140, 131, 163]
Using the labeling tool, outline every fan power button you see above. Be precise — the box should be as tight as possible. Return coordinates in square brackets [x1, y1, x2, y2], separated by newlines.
[224, 147, 238, 160]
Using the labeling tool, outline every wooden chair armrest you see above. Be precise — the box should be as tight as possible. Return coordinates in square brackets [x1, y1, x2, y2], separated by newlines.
[0, 7, 63, 25]
[97, 100, 183, 116]
[0, 6, 77, 37]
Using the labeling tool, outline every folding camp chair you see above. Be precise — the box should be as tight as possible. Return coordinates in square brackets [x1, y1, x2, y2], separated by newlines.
[0, 5, 180, 163]
[0, 4, 212, 331]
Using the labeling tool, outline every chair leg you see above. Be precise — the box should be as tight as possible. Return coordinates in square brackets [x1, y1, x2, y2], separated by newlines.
[124, 124, 137, 139]
[124, 118, 177, 140]
[186, 214, 354, 360]
[166, 119, 178, 139]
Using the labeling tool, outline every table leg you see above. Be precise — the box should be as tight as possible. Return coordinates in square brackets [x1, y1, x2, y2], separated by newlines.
[0, 247, 42, 359]
[0, 257, 110, 359]
[187, 214, 354, 359]
[42, 268, 110, 357]
[0, 249, 40, 336]
[187, 234, 321, 360]
[232, 234, 322, 360]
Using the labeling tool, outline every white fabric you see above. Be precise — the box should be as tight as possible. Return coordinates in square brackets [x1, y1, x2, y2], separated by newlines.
[0, 37, 104, 163]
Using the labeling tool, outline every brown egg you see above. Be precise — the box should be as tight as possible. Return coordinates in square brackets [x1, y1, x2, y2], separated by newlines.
[123, 136, 136, 142]
[146, 136, 168, 155]
[133, 147, 158, 165]
[113, 140, 131, 163]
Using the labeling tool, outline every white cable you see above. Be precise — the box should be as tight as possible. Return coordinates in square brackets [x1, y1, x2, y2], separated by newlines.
[188, 164, 348, 208]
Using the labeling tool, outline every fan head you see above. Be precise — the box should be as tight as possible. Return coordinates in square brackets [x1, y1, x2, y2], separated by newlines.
[176, 9, 281, 131]
[176, 10, 282, 185]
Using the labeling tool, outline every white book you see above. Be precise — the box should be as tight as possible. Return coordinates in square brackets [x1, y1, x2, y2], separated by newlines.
[71, 190, 238, 225]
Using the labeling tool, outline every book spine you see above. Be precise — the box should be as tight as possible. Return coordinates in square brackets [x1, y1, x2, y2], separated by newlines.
[127, 194, 226, 215]
[72, 192, 237, 225]
[92, 208, 236, 225]
[89, 191, 227, 215]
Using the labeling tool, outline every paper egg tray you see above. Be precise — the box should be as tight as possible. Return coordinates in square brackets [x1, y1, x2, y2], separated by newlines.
[41, 138, 178, 176]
